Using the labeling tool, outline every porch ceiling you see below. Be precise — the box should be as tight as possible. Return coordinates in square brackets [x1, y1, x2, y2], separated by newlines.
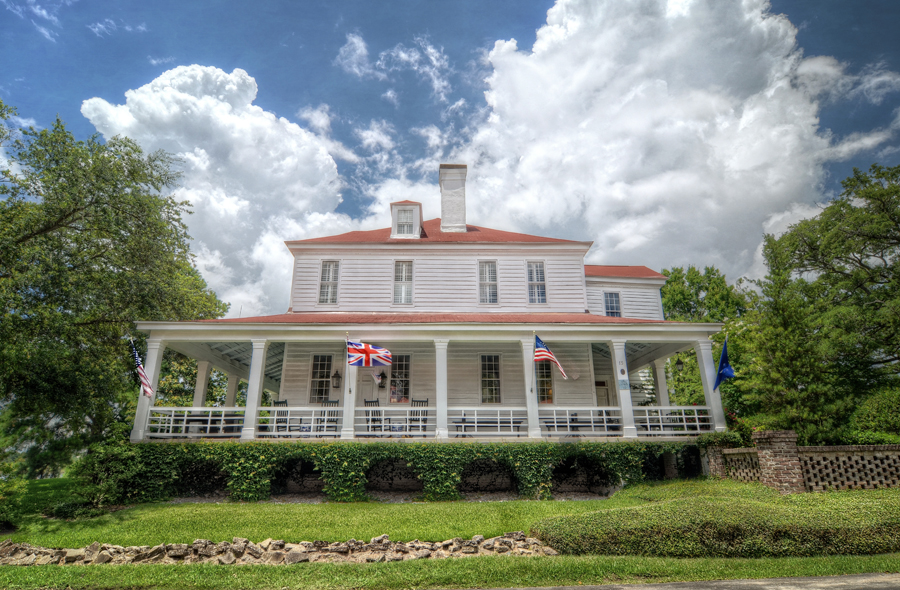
[591, 342, 692, 371]
[205, 341, 285, 382]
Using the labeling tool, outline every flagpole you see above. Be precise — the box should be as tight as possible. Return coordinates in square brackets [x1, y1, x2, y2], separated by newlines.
[532, 330, 537, 401]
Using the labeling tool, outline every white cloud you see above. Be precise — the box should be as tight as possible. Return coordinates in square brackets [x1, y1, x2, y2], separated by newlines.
[87, 18, 146, 37]
[148, 56, 175, 66]
[382, 88, 399, 106]
[31, 19, 56, 41]
[433, 0, 900, 283]
[334, 33, 386, 79]
[81, 65, 350, 316]
[355, 119, 395, 151]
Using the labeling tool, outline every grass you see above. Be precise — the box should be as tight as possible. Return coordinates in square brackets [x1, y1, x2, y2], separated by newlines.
[1, 553, 898, 590]
[4, 478, 899, 589]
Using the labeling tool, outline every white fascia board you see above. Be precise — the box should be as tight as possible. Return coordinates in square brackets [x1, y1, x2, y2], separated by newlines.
[287, 241, 594, 255]
[585, 276, 667, 287]
[134, 320, 721, 344]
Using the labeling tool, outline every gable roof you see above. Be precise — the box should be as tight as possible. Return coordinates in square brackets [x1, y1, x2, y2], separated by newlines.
[286, 219, 586, 245]
[584, 265, 666, 280]
[195, 312, 670, 325]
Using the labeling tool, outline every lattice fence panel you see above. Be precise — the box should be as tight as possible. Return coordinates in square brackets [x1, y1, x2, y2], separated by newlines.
[800, 450, 900, 492]
[723, 451, 760, 483]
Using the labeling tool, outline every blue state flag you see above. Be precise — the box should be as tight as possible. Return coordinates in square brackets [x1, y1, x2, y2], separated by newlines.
[713, 338, 735, 390]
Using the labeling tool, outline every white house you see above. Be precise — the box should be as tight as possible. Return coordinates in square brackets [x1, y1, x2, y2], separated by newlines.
[130, 164, 725, 442]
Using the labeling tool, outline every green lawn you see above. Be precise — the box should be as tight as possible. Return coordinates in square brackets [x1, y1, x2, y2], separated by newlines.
[4, 478, 900, 590]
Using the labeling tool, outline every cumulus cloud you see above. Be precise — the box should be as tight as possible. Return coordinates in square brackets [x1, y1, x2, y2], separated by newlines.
[81, 65, 352, 316]
[438, 0, 900, 282]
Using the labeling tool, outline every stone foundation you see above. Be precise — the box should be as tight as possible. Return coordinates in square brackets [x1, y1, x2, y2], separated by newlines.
[0, 532, 558, 566]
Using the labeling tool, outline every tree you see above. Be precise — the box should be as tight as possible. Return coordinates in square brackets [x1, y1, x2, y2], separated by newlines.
[0, 101, 228, 475]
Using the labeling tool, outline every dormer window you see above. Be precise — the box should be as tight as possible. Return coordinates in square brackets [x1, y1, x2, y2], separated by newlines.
[397, 210, 414, 235]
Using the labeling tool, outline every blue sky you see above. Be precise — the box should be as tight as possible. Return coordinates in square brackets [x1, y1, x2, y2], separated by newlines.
[3, 0, 900, 316]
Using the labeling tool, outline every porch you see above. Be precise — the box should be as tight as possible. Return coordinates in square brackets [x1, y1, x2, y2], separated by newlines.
[130, 320, 726, 442]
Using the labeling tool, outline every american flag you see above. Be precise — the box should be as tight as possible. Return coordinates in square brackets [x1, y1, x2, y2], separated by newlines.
[534, 335, 568, 380]
[130, 342, 154, 398]
[347, 340, 392, 367]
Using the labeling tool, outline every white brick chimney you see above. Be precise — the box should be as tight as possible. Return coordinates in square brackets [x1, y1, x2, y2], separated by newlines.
[439, 164, 467, 233]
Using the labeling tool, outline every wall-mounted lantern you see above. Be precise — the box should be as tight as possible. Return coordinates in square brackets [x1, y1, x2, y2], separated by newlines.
[331, 370, 342, 389]
[378, 370, 388, 388]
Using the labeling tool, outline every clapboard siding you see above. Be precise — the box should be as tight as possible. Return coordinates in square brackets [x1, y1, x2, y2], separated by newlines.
[447, 341, 526, 406]
[541, 342, 595, 405]
[279, 342, 345, 405]
[585, 281, 664, 320]
[291, 249, 589, 313]
[355, 342, 436, 407]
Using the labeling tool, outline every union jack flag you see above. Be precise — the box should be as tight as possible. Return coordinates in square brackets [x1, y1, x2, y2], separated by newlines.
[347, 340, 392, 367]
[534, 335, 568, 380]
[130, 342, 154, 397]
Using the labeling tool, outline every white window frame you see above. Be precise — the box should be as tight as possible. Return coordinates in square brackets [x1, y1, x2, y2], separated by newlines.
[527, 261, 547, 304]
[388, 353, 413, 404]
[307, 354, 334, 404]
[479, 353, 502, 404]
[318, 260, 340, 305]
[604, 292, 622, 317]
[478, 260, 498, 305]
[535, 359, 555, 405]
[393, 260, 414, 305]
[396, 209, 415, 235]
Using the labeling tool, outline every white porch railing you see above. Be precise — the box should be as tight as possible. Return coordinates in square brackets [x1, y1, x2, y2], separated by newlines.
[633, 406, 712, 436]
[447, 407, 528, 437]
[538, 407, 622, 436]
[146, 407, 245, 438]
[352, 406, 433, 438]
[256, 406, 344, 438]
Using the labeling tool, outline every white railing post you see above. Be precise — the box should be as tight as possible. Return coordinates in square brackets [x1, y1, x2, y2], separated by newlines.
[434, 339, 450, 439]
[652, 358, 670, 406]
[521, 338, 541, 438]
[608, 338, 638, 438]
[695, 340, 727, 432]
[340, 363, 357, 440]
[241, 339, 269, 441]
[131, 338, 166, 443]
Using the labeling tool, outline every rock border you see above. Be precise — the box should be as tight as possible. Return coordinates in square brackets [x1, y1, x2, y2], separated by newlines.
[0, 532, 557, 566]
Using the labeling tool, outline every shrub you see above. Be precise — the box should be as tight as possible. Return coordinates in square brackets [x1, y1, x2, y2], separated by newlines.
[0, 462, 26, 528]
[532, 483, 900, 557]
[851, 388, 900, 438]
[72, 439, 698, 505]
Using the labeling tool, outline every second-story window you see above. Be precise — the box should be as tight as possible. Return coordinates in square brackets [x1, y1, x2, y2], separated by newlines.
[318, 261, 339, 304]
[479, 261, 497, 304]
[481, 355, 501, 403]
[394, 261, 413, 304]
[397, 210, 414, 235]
[604, 292, 621, 317]
[528, 262, 546, 304]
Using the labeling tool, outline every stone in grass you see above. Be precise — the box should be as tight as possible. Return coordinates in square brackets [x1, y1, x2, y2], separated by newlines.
[284, 551, 310, 564]
[504, 531, 526, 541]
[258, 538, 273, 551]
[471, 535, 484, 544]
[542, 547, 559, 556]
[365, 553, 385, 563]
[35, 554, 56, 566]
[218, 551, 236, 565]
[264, 550, 285, 564]
[245, 542, 263, 558]
[93, 551, 113, 564]
[65, 549, 85, 563]
[133, 544, 166, 563]
[167, 544, 190, 558]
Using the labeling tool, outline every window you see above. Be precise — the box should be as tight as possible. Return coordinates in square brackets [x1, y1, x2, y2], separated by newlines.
[481, 355, 501, 403]
[309, 355, 333, 403]
[394, 261, 413, 304]
[390, 355, 411, 403]
[318, 261, 339, 304]
[536, 360, 553, 403]
[479, 261, 497, 304]
[397, 209, 414, 235]
[527, 262, 546, 304]
[604, 292, 621, 317]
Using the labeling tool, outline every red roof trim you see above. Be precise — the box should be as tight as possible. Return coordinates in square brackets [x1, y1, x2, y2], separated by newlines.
[196, 312, 672, 325]
[584, 265, 666, 279]
[390, 200, 421, 205]
[287, 218, 587, 245]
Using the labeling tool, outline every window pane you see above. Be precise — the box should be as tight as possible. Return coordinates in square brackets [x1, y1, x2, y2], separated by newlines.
[480, 284, 497, 304]
[309, 355, 333, 403]
[390, 355, 411, 403]
[605, 292, 621, 317]
[397, 210, 414, 234]
[536, 360, 553, 403]
[319, 261, 339, 304]
[394, 261, 412, 304]
[527, 262, 546, 304]
[481, 355, 500, 403]
[479, 262, 497, 304]
[529, 284, 546, 304]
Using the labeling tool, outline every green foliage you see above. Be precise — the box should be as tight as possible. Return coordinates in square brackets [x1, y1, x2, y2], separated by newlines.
[851, 386, 900, 437]
[694, 430, 747, 450]
[0, 101, 228, 475]
[0, 462, 26, 527]
[532, 480, 900, 557]
[72, 440, 695, 506]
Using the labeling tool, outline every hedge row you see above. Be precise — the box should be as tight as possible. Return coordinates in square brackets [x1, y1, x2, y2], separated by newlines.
[531, 485, 900, 557]
[73, 440, 696, 505]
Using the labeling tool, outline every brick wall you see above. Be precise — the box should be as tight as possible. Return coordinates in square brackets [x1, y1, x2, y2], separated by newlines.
[715, 432, 900, 494]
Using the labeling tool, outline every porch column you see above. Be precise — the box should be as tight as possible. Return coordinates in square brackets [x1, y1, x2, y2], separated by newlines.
[434, 339, 449, 439]
[608, 339, 638, 438]
[130, 338, 166, 443]
[521, 338, 541, 438]
[652, 358, 670, 406]
[340, 361, 358, 440]
[240, 339, 269, 441]
[193, 361, 212, 407]
[695, 340, 727, 432]
[224, 373, 239, 406]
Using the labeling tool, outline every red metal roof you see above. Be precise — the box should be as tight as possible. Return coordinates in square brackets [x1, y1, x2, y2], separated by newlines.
[390, 200, 421, 205]
[584, 265, 666, 279]
[286, 219, 585, 245]
[197, 312, 670, 325]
